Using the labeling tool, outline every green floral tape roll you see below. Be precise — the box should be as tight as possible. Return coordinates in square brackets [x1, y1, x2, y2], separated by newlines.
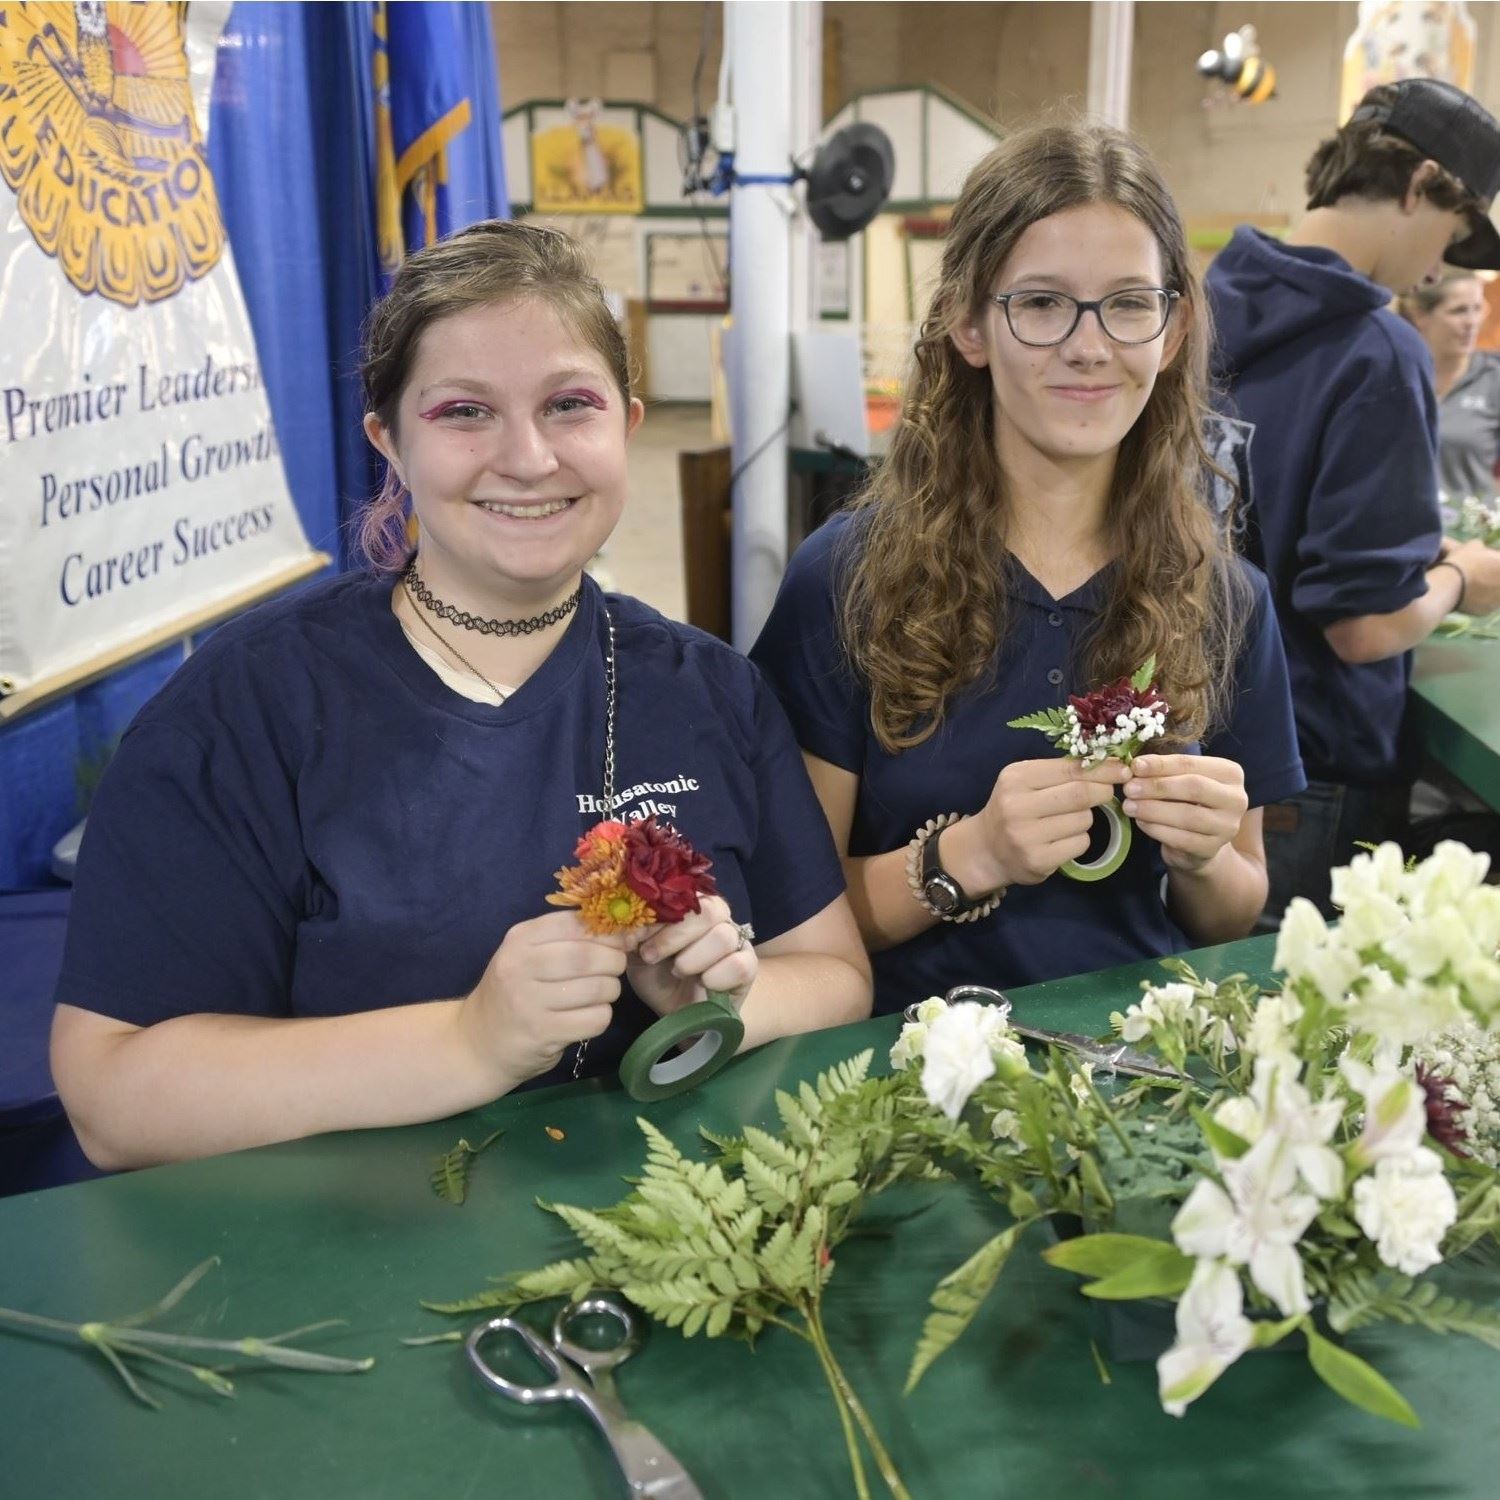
[1061, 799, 1132, 883]
[619, 992, 746, 1102]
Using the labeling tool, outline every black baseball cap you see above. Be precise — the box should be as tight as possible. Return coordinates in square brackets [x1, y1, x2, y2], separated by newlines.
[1349, 77, 1500, 269]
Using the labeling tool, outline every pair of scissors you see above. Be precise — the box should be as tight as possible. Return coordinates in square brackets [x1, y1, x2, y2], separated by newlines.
[904, 984, 1186, 1082]
[466, 1294, 705, 1499]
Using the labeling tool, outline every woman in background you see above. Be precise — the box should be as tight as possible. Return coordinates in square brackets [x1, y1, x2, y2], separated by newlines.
[1400, 268, 1500, 509]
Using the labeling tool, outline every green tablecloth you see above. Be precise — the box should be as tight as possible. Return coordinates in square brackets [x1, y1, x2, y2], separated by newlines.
[1413, 636, 1500, 812]
[4, 933, 1498, 1499]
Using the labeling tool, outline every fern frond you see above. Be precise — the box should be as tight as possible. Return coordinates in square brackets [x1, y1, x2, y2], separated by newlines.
[906, 1222, 1027, 1393]
[429, 1129, 503, 1205]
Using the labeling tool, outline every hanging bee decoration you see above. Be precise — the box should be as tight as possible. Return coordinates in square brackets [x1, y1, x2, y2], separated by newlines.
[1198, 25, 1277, 105]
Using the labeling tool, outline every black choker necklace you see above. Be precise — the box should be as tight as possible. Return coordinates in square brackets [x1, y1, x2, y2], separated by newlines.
[402, 561, 582, 637]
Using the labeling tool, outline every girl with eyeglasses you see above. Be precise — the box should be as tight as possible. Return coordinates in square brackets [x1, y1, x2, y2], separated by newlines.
[751, 121, 1305, 1015]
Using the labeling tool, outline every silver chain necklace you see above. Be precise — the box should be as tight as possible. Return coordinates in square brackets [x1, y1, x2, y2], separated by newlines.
[571, 600, 617, 1079]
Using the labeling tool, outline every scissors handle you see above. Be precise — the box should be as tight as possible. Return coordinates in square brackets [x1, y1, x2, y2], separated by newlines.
[466, 1316, 584, 1405]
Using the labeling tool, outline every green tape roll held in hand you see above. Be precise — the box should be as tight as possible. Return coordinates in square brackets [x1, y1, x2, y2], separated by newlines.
[619, 991, 745, 1102]
[1061, 798, 1132, 882]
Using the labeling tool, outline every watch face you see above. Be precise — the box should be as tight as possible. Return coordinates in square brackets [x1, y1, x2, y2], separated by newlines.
[924, 875, 960, 914]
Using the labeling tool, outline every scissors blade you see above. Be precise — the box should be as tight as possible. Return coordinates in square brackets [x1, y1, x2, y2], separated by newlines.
[1005, 1021, 1186, 1081]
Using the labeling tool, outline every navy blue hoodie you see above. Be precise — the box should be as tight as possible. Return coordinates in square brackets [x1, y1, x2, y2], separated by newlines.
[1206, 227, 1441, 785]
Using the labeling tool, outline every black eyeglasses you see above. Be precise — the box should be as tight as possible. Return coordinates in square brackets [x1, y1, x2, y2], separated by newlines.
[988, 287, 1180, 347]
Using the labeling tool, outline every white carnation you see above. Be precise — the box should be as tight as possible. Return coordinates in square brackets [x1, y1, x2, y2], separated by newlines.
[920, 1002, 1011, 1122]
[1352, 1147, 1457, 1276]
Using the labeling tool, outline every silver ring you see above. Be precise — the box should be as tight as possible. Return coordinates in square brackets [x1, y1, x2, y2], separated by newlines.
[734, 921, 755, 952]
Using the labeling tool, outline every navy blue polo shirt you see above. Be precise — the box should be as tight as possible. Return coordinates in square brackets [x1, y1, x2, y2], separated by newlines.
[750, 512, 1305, 1015]
[55, 572, 846, 1089]
[1207, 228, 1442, 785]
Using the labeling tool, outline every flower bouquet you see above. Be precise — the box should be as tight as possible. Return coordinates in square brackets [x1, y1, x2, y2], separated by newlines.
[894, 839, 1500, 1424]
[548, 816, 744, 1100]
[1008, 656, 1167, 879]
[439, 841, 1500, 1494]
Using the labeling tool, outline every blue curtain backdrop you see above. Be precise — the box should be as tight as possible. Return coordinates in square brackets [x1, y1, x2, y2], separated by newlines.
[0, 1, 506, 889]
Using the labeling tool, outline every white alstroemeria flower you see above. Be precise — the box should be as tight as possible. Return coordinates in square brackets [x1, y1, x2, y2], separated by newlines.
[1156, 1260, 1255, 1418]
[1342, 1057, 1427, 1168]
[1352, 1146, 1458, 1276]
[920, 1002, 1009, 1121]
[1248, 1059, 1344, 1200]
[989, 1108, 1022, 1143]
[1330, 841, 1408, 912]
[1407, 840, 1491, 917]
[1244, 990, 1303, 1064]
[1274, 898, 1360, 1004]
[1172, 1134, 1318, 1316]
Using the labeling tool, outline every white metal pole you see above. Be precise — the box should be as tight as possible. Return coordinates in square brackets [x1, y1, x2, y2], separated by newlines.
[726, 0, 793, 650]
[1087, 0, 1134, 130]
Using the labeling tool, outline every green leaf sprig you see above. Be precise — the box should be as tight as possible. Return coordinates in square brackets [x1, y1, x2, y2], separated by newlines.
[430, 1128, 504, 1205]
[0, 1257, 374, 1408]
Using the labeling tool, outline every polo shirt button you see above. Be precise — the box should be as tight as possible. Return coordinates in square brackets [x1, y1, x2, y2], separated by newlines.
[1047, 668, 1064, 686]
[1048, 612, 1063, 627]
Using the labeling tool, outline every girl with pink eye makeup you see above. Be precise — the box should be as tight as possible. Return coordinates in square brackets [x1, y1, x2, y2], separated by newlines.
[51, 222, 871, 1169]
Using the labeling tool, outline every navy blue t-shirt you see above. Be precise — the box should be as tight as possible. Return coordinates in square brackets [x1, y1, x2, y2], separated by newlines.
[55, 572, 846, 1089]
[750, 513, 1305, 1015]
[1207, 228, 1442, 785]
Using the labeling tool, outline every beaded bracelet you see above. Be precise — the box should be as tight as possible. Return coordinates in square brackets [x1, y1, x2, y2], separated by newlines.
[904, 814, 1004, 923]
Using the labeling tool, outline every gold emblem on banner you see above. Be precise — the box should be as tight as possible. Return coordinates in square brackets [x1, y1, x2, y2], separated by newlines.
[0, 1, 225, 306]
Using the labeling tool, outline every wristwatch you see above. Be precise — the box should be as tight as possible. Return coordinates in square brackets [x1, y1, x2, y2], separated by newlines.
[920, 825, 991, 918]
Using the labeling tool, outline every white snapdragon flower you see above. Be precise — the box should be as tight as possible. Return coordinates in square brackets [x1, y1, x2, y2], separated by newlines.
[1157, 1260, 1254, 1418]
[1274, 899, 1360, 1005]
[1344, 965, 1463, 1051]
[1172, 1134, 1319, 1316]
[1342, 1057, 1427, 1168]
[989, 1108, 1022, 1143]
[1352, 1146, 1457, 1276]
[1244, 990, 1303, 1065]
[1385, 907, 1482, 984]
[919, 1002, 1013, 1121]
[1458, 884, 1500, 957]
[1329, 841, 1406, 912]
[1406, 840, 1490, 917]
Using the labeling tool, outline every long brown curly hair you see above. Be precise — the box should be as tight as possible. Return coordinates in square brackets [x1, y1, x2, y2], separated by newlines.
[839, 120, 1249, 753]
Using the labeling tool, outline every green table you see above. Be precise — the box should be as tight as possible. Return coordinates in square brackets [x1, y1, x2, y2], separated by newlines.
[4, 934, 1497, 1499]
[1413, 635, 1500, 812]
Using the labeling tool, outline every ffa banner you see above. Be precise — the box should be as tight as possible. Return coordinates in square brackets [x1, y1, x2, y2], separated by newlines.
[0, 0, 323, 713]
